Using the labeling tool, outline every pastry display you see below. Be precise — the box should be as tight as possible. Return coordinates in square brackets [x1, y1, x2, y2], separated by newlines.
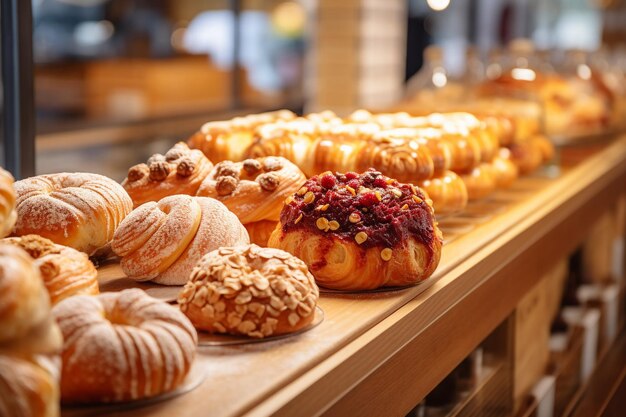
[112, 195, 249, 285]
[178, 244, 319, 338]
[52, 288, 197, 404]
[188, 110, 296, 162]
[3, 235, 98, 305]
[123, 142, 214, 208]
[196, 156, 306, 245]
[13, 173, 133, 255]
[268, 169, 443, 290]
[0, 167, 17, 238]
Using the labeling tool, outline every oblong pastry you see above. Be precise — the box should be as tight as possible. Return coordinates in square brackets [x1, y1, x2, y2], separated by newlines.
[0, 167, 16, 238]
[268, 169, 443, 290]
[13, 173, 133, 255]
[196, 157, 306, 245]
[418, 171, 468, 216]
[491, 148, 519, 189]
[52, 289, 197, 404]
[3, 235, 98, 305]
[178, 244, 319, 338]
[188, 110, 296, 162]
[112, 195, 249, 285]
[460, 163, 498, 201]
[123, 142, 213, 208]
[0, 354, 60, 417]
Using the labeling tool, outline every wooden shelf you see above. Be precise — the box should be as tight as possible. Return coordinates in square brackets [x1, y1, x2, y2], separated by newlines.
[78, 136, 626, 417]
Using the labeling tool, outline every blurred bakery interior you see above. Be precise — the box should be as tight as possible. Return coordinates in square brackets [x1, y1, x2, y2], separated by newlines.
[2, 0, 626, 416]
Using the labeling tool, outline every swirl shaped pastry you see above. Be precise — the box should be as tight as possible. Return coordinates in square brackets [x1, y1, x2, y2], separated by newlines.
[13, 173, 132, 255]
[188, 110, 296, 162]
[418, 171, 468, 216]
[268, 169, 443, 290]
[178, 244, 319, 338]
[52, 289, 197, 404]
[3, 235, 98, 305]
[112, 195, 249, 285]
[196, 157, 306, 245]
[0, 167, 16, 238]
[123, 142, 213, 208]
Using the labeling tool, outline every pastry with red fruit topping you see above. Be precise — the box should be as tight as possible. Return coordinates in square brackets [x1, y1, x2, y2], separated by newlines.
[268, 169, 443, 290]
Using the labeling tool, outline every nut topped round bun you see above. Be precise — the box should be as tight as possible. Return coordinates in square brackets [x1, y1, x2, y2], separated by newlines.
[178, 244, 319, 338]
[123, 142, 214, 208]
[3, 235, 98, 306]
[0, 167, 17, 238]
[268, 169, 443, 290]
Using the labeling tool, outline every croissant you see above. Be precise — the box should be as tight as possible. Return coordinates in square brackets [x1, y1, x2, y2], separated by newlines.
[0, 167, 16, 238]
[123, 142, 213, 207]
[268, 169, 442, 290]
[13, 173, 132, 255]
[112, 195, 249, 285]
[196, 157, 306, 245]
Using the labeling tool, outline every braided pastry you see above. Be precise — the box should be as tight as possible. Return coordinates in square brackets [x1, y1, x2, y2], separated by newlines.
[268, 169, 442, 290]
[123, 142, 213, 208]
[0, 167, 16, 238]
[13, 173, 132, 255]
[3, 235, 98, 305]
[188, 110, 296, 162]
[196, 156, 306, 245]
[112, 195, 249, 285]
[53, 289, 197, 404]
[179, 244, 319, 338]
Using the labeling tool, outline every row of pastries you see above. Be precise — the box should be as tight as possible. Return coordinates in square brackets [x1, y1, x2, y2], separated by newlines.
[0, 108, 552, 415]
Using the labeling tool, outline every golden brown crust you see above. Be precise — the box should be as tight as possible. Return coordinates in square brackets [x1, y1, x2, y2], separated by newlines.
[3, 235, 98, 306]
[123, 142, 214, 208]
[196, 156, 306, 224]
[460, 163, 498, 201]
[418, 171, 468, 215]
[178, 245, 319, 338]
[13, 173, 133, 255]
[508, 140, 544, 175]
[492, 148, 519, 189]
[0, 168, 16, 238]
[53, 289, 197, 404]
[112, 195, 249, 285]
[244, 220, 280, 246]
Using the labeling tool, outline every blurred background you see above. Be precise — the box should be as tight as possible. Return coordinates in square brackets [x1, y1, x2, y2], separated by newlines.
[2, 0, 625, 178]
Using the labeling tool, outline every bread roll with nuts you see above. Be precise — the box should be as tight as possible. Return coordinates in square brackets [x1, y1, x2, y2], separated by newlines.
[178, 245, 319, 338]
[0, 167, 17, 238]
[268, 169, 443, 290]
[196, 156, 306, 245]
[123, 142, 214, 208]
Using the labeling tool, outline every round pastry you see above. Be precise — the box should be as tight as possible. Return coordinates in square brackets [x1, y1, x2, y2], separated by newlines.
[491, 148, 519, 189]
[0, 167, 16, 238]
[532, 134, 555, 162]
[53, 289, 197, 404]
[196, 157, 306, 245]
[418, 171, 468, 216]
[112, 195, 249, 285]
[3, 235, 98, 305]
[13, 173, 133, 255]
[0, 355, 59, 417]
[178, 245, 319, 338]
[123, 142, 214, 208]
[460, 163, 498, 201]
[268, 169, 443, 290]
[508, 140, 543, 175]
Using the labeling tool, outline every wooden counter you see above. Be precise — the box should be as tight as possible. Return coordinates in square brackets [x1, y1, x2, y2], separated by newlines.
[84, 136, 626, 417]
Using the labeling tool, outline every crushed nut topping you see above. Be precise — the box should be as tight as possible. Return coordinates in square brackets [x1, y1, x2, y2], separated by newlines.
[215, 162, 239, 179]
[355, 231, 368, 244]
[303, 191, 315, 204]
[216, 176, 238, 196]
[349, 212, 361, 223]
[257, 172, 280, 191]
[380, 248, 393, 261]
[176, 158, 196, 177]
[242, 158, 262, 175]
[149, 160, 170, 181]
[127, 164, 149, 182]
[316, 217, 329, 231]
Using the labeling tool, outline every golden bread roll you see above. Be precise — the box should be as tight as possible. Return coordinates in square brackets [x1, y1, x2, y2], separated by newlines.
[268, 169, 443, 290]
[0, 167, 16, 238]
[532, 134, 555, 162]
[188, 110, 296, 162]
[112, 195, 249, 285]
[178, 244, 319, 338]
[3, 235, 98, 305]
[196, 157, 306, 244]
[508, 140, 543, 175]
[123, 142, 213, 208]
[0, 354, 59, 417]
[418, 171, 468, 215]
[13, 173, 132, 255]
[460, 163, 498, 201]
[492, 148, 519, 189]
[53, 289, 197, 404]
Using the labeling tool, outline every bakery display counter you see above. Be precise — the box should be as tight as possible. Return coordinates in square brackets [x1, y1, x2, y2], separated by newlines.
[86, 135, 626, 417]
